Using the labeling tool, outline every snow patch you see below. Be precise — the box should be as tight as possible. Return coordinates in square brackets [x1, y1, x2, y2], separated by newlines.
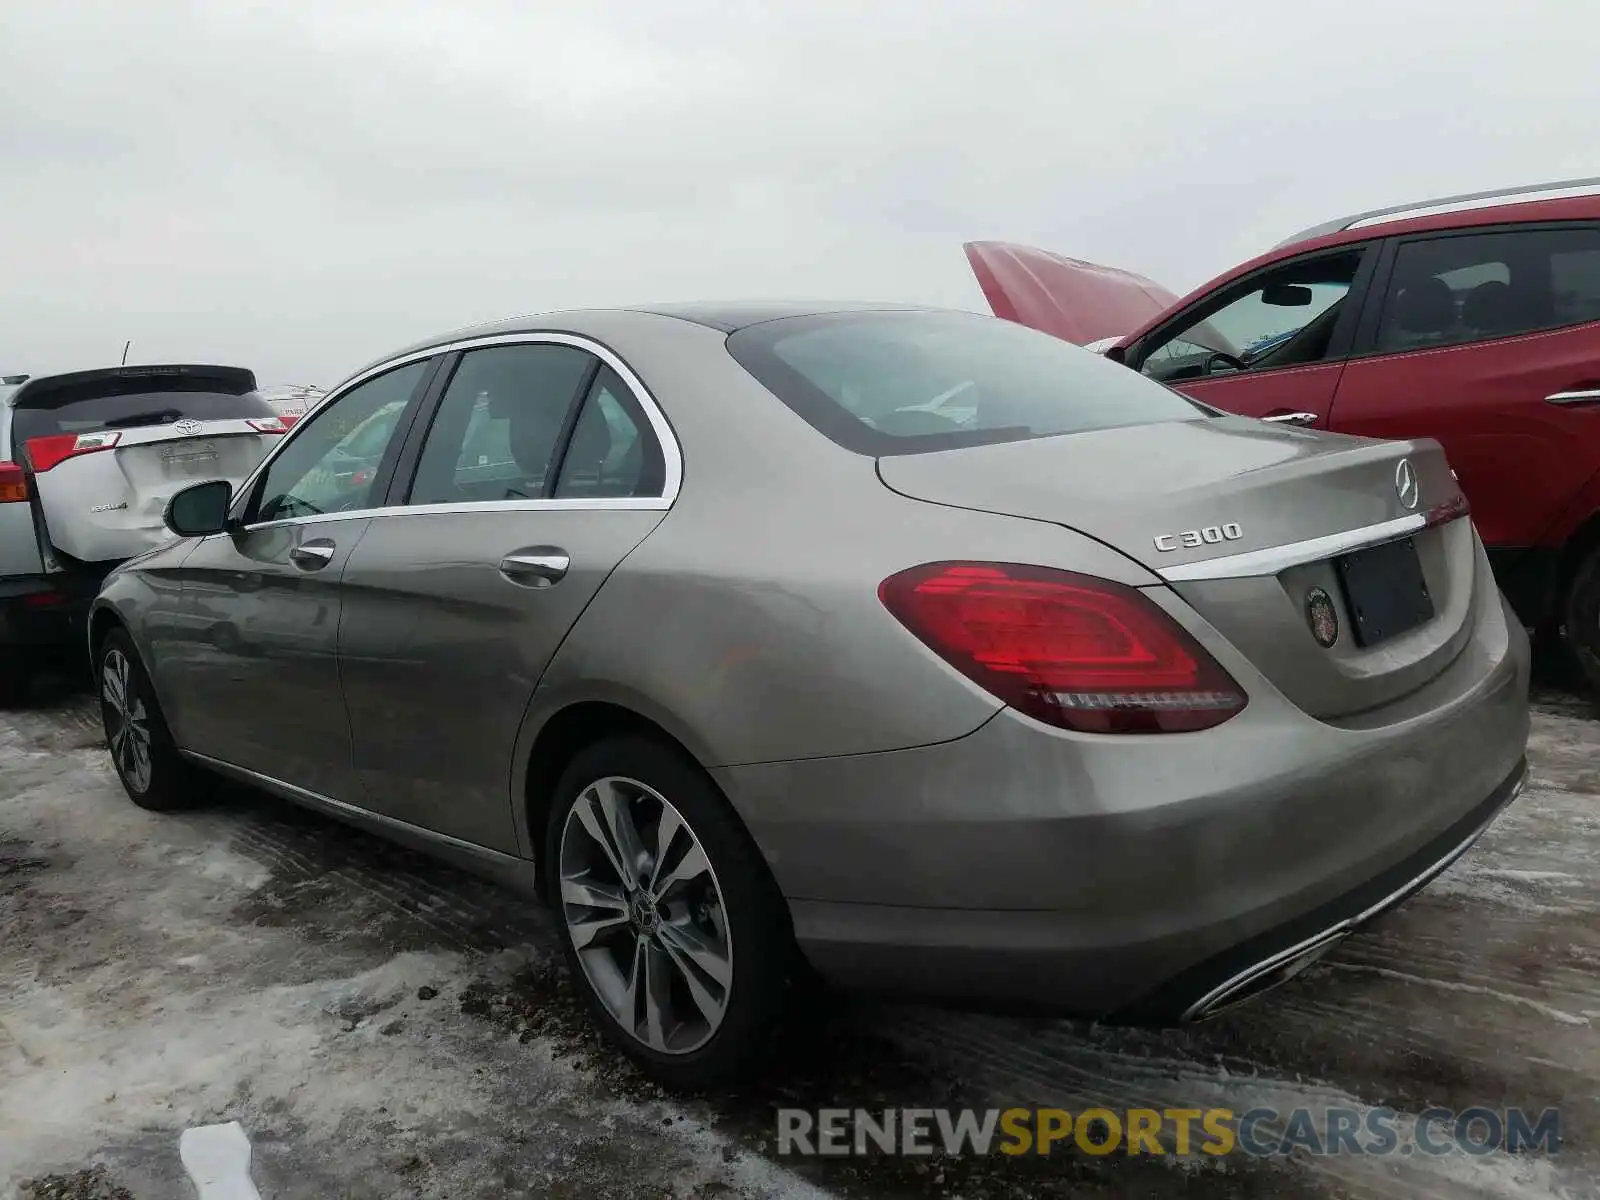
[1326, 963, 1590, 1026]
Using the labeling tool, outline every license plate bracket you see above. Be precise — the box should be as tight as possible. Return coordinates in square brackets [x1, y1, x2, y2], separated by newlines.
[161, 441, 219, 477]
[1334, 536, 1434, 648]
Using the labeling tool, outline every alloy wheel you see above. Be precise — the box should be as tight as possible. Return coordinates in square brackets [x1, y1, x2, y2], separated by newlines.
[101, 648, 153, 794]
[559, 776, 733, 1055]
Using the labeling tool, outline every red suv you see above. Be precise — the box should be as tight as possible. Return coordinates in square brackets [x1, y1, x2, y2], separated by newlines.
[968, 178, 1600, 691]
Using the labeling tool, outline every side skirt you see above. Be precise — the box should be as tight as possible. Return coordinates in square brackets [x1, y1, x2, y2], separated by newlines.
[180, 750, 540, 897]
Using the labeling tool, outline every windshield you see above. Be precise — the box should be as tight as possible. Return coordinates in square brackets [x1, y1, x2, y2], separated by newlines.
[727, 310, 1209, 456]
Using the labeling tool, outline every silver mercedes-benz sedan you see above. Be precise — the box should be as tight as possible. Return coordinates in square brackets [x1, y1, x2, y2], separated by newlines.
[90, 303, 1531, 1085]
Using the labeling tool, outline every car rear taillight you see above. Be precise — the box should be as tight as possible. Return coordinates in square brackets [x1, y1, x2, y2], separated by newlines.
[0, 461, 27, 503]
[24, 431, 122, 472]
[248, 417, 288, 434]
[879, 561, 1247, 734]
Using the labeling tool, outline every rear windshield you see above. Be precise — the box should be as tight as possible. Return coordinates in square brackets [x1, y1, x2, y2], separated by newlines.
[726, 309, 1210, 456]
[12, 378, 277, 444]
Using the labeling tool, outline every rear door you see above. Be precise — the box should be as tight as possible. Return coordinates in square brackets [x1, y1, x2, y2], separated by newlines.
[160, 357, 437, 801]
[10, 367, 287, 566]
[1119, 244, 1379, 426]
[1330, 222, 1600, 552]
[337, 336, 675, 852]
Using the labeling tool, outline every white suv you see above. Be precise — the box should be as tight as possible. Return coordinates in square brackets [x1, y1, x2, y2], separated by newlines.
[0, 364, 286, 701]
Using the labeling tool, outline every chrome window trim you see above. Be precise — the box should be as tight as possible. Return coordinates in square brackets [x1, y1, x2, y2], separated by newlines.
[1155, 512, 1428, 582]
[230, 494, 669, 536]
[227, 331, 683, 531]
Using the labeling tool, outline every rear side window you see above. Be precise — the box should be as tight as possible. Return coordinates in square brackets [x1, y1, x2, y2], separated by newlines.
[1375, 225, 1600, 353]
[407, 343, 595, 506]
[726, 310, 1208, 456]
[12, 373, 277, 446]
[553, 367, 665, 498]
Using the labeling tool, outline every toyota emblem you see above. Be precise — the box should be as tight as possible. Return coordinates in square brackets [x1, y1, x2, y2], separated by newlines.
[1394, 458, 1420, 511]
[173, 418, 203, 436]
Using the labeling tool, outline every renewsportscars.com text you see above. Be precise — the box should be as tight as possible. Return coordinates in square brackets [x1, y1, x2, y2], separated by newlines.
[776, 1106, 1561, 1158]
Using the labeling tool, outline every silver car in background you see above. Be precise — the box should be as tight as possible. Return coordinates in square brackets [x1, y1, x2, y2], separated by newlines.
[90, 303, 1531, 1086]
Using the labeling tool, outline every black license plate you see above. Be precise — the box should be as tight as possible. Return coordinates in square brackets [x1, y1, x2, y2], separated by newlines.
[1334, 537, 1434, 648]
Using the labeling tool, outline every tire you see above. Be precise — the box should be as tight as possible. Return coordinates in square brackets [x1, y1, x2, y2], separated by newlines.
[96, 628, 193, 812]
[1532, 616, 1584, 692]
[544, 734, 795, 1088]
[1562, 546, 1600, 702]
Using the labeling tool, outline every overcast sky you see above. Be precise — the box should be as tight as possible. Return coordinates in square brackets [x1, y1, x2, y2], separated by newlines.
[0, 0, 1593, 386]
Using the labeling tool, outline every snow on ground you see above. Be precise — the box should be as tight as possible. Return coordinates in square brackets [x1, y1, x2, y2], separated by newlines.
[1, 679, 1597, 1198]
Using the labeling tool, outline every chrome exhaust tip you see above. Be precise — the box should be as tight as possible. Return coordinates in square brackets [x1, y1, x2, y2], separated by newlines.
[1183, 931, 1348, 1023]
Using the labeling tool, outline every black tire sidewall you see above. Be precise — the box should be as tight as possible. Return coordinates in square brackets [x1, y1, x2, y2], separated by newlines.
[98, 629, 189, 812]
[543, 734, 792, 1087]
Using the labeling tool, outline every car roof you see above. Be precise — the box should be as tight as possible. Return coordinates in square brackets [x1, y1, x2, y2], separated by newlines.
[1114, 182, 1600, 349]
[339, 302, 939, 388]
[1275, 176, 1600, 250]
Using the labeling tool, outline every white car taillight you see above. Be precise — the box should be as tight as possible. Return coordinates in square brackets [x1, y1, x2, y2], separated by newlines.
[25, 431, 122, 472]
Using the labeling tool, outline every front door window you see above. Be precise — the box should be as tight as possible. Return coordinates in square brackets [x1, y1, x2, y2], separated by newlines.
[249, 360, 430, 522]
[1137, 250, 1365, 384]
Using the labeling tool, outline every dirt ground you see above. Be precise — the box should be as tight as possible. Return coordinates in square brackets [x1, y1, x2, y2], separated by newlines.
[1, 676, 1595, 1199]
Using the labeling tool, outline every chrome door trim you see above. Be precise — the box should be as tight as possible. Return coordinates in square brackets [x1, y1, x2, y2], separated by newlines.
[225, 330, 685, 531]
[1545, 388, 1600, 405]
[1156, 512, 1429, 582]
[182, 750, 538, 893]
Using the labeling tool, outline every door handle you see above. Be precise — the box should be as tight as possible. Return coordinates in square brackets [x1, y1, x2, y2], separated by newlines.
[1261, 411, 1320, 427]
[289, 539, 336, 570]
[500, 549, 569, 588]
[1545, 388, 1600, 406]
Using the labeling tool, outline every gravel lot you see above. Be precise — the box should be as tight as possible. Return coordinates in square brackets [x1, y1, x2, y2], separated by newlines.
[1, 676, 1595, 1199]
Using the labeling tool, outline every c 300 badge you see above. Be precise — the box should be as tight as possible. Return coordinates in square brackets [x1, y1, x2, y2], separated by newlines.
[1153, 522, 1243, 552]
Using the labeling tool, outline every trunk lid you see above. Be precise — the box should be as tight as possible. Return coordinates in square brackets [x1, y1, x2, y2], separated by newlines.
[10, 365, 283, 565]
[877, 417, 1478, 719]
[964, 241, 1182, 346]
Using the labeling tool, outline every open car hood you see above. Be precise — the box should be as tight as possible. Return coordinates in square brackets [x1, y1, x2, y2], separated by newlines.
[963, 241, 1181, 347]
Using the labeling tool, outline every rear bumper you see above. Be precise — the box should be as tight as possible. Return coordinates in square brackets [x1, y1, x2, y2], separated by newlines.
[0, 574, 93, 655]
[715, 589, 1531, 1020]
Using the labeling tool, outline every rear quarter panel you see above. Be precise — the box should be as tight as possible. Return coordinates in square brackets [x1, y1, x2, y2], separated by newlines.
[514, 311, 1160, 774]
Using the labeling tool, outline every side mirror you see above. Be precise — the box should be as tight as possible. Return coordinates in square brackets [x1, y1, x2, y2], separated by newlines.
[1262, 283, 1313, 307]
[165, 479, 234, 537]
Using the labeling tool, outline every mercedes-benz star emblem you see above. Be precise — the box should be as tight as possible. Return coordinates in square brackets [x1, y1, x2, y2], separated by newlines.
[1394, 458, 1420, 511]
[173, 418, 202, 436]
